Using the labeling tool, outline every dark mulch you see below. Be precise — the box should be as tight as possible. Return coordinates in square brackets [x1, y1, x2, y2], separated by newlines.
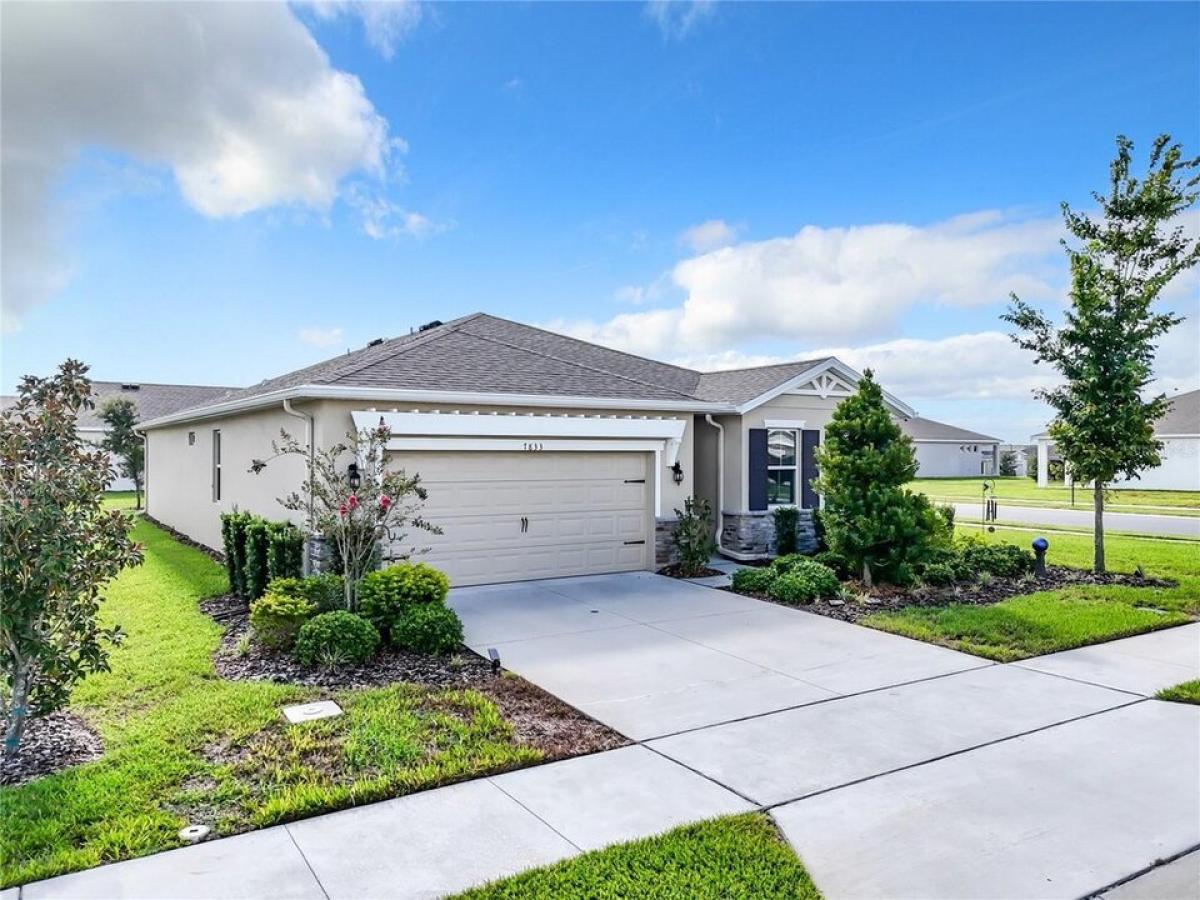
[0, 711, 104, 786]
[657, 564, 725, 579]
[202, 596, 627, 756]
[728, 566, 1175, 624]
[143, 514, 226, 563]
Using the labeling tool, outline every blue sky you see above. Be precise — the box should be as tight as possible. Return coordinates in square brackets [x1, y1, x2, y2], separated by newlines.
[2, 1, 1198, 442]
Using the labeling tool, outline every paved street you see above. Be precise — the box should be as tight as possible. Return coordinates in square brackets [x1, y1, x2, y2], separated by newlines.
[21, 576, 1200, 900]
[953, 501, 1200, 538]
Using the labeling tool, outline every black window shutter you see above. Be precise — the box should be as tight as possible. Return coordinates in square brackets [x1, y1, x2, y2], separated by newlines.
[748, 428, 768, 511]
[801, 430, 820, 509]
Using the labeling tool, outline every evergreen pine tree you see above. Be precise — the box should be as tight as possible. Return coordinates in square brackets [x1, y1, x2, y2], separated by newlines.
[814, 371, 945, 586]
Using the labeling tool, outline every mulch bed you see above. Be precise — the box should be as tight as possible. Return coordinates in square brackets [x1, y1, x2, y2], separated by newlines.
[0, 711, 104, 787]
[728, 566, 1175, 624]
[202, 596, 626, 757]
[657, 564, 725, 578]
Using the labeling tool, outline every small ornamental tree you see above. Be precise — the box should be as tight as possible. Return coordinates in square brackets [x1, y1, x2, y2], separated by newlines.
[813, 371, 945, 586]
[1004, 134, 1198, 573]
[98, 397, 145, 508]
[252, 421, 440, 611]
[999, 450, 1018, 477]
[1, 361, 144, 757]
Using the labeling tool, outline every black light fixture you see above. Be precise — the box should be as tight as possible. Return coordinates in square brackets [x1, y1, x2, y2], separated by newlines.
[347, 462, 362, 491]
[670, 461, 684, 485]
[487, 647, 501, 675]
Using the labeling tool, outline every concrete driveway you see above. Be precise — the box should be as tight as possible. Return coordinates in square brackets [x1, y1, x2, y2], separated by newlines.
[452, 575, 1200, 899]
[449, 571, 983, 739]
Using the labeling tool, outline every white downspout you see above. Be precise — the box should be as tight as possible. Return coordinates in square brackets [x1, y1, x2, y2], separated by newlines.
[705, 414, 724, 550]
[282, 399, 315, 574]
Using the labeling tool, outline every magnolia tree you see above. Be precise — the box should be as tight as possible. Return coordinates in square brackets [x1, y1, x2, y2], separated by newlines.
[1, 361, 143, 758]
[252, 421, 440, 611]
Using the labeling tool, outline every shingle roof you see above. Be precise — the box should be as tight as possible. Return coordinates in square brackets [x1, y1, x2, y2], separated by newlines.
[3, 382, 234, 429]
[899, 415, 999, 443]
[137, 313, 874, 425]
[693, 359, 829, 404]
[1158, 389, 1199, 434]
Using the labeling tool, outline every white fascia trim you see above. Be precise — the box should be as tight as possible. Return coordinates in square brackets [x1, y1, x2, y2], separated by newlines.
[913, 438, 1000, 445]
[355, 409, 687, 444]
[139, 384, 729, 430]
[1158, 433, 1200, 438]
[735, 358, 918, 418]
[762, 419, 808, 429]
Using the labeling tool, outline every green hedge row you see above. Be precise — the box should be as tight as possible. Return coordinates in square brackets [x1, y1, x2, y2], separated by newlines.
[219, 511, 305, 599]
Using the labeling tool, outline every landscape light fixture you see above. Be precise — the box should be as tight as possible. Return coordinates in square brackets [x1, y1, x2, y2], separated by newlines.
[670, 461, 684, 485]
[1032, 537, 1049, 578]
[347, 462, 361, 490]
[487, 647, 501, 675]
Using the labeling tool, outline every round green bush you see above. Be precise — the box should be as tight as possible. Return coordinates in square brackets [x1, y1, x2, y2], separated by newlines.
[391, 604, 464, 654]
[769, 553, 810, 575]
[294, 611, 380, 668]
[956, 536, 1033, 578]
[730, 566, 777, 595]
[265, 573, 345, 612]
[766, 559, 840, 604]
[359, 563, 451, 632]
[812, 549, 848, 579]
[249, 591, 316, 651]
[921, 561, 958, 586]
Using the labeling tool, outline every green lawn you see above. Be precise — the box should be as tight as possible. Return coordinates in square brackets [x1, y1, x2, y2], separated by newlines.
[1157, 680, 1200, 705]
[864, 528, 1199, 662]
[0, 519, 542, 888]
[456, 814, 822, 900]
[910, 476, 1200, 516]
[101, 490, 138, 510]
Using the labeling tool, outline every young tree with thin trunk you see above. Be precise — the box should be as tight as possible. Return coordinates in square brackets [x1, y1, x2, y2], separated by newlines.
[1004, 134, 1198, 573]
[1, 361, 143, 758]
[99, 397, 145, 509]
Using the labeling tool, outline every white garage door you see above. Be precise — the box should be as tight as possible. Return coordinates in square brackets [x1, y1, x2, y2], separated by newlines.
[387, 450, 651, 586]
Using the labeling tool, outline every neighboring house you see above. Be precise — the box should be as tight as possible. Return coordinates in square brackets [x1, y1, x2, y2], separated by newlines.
[139, 313, 917, 586]
[1032, 388, 1200, 490]
[2, 382, 234, 491]
[898, 416, 1000, 477]
[997, 444, 1033, 477]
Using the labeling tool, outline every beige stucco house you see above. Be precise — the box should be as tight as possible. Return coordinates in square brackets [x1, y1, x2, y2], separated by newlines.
[898, 416, 1000, 478]
[138, 313, 917, 586]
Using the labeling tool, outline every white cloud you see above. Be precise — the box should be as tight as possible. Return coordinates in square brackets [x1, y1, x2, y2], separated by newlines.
[557, 210, 1064, 358]
[614, 285, 648, 305]
[644, 0, 716, 40]
[347, 189, 450, 239]
[1, 2, 397, 327]
[299, 326, 346, 348]
[307, 1, 424, 60]
[679, 218, 739, 253]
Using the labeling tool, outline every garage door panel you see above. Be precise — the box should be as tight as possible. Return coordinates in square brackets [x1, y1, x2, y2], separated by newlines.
[385, 450, 651, 586]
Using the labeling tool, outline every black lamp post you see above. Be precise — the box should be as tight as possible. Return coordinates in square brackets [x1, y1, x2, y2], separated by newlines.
[347, 462, 362, 491]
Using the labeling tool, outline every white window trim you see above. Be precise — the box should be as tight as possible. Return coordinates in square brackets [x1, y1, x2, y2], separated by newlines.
[766, 428, 800, 508]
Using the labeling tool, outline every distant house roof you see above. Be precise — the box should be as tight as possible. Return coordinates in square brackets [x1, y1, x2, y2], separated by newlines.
[899, 415, 999, 443]
[1158, 389, 1200, 435]
[137, 313, 915, 428]
[2, 382, 235, 430]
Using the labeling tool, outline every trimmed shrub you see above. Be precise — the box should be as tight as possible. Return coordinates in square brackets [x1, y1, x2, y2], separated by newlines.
[956, 535, 1034, 578]
[921, 562, 958, 586]
[730, 566, 777, 594]
[267, 522, 305, 581]
[772, 506, 799, 556]
[767, 559, 839, 604]
[390, 604, 464, 654]
[812, 549, 848, 579]
[243, 519, 272, 600]
[266, 573, 346, 613]
[359, 562, 451, 633]
[769, 553, 810, 575]
[672, 496, 716, 577]
[936, 504, 956, 534]
[250, 591, 316, 651]
[220, 511, 252, 597]
[294, 611, 380, 668]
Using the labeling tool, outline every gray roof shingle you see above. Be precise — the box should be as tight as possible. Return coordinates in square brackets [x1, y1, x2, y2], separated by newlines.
[1158, 389, 1199, 434]
[693, 359, 829, 404]
[3, 382, 234, 430]
[899, 415, 999, 443]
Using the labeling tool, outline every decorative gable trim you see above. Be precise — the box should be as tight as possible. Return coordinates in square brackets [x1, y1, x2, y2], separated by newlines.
[734, 358, 917, 418]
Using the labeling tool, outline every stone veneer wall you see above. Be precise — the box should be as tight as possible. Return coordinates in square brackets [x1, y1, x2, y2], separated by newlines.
[719, 509, 817, 559]
[655, 517, 678, 567]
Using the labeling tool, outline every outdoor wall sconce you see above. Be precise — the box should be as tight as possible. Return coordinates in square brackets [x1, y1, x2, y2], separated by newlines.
[670, 461, 684, 485]
[347, 462, 362, 490]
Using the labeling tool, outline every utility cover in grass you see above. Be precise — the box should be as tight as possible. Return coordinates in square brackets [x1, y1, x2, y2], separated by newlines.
[283, 700, 343, 723]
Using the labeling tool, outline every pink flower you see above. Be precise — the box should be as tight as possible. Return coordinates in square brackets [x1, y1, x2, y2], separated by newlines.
[338, 504, 348, 517]
[379, 495, 392, 510]
[347, 494, 359, 509]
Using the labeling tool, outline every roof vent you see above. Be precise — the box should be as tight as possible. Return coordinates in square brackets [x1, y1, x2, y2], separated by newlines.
[367, 338, 384, 347]
[418, 320, 444, 332]
[120, 384, 141, 391]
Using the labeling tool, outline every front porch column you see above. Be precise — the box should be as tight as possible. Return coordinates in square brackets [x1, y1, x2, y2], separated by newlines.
[1037, 440, 1050, 488]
